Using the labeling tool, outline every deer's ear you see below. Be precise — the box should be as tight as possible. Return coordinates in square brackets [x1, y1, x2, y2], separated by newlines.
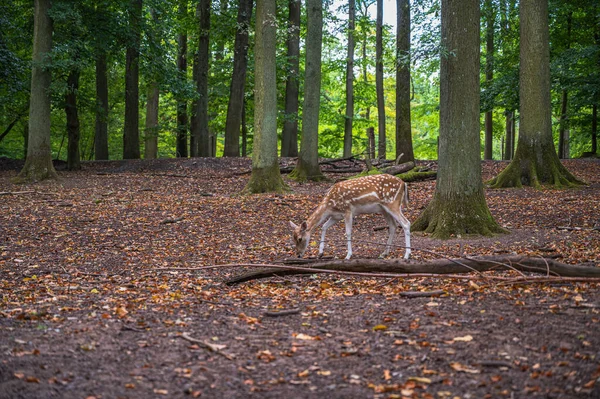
[289, 221, 298, 230]
[300, 221, 308, 231]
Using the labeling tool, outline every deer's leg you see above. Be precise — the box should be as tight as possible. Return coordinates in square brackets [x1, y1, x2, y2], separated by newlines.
[319, 216, 341, 257]
[384, 205, 411, 260]
[381, 212, 396, 257]
[344, 213, 354, 260]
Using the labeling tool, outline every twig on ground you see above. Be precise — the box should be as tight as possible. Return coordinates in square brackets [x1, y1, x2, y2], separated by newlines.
[263, 308, 301, 317]
[179, 332, 235, 360]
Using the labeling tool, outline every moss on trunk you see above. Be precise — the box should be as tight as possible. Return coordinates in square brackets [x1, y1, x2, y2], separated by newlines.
[289, 158, 325, 182]
[242, 163, 289, 194]
[412, 190, 507, 239]
[488, 141, 584, 189]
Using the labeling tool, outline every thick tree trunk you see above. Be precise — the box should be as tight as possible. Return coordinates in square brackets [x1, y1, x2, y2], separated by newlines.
[226, 255, 600, 285]
[176, 0, 188, 158]
[395, 0, 414, 163]
[123, 0, 142, 160]
[144, 82, 159, 159]
[243, 0, 287, 193]
[375, 0, 386, 159]
[489, 0, 581, 188]
[15, 0, 57, 183]
[413, 0, 504, 238]
[280, 0, 300, 158]
[290, 0, 324, 182]
[343, 0, 356, 158]
[65, 69, 81, 170]
[224, 0, 253, 157]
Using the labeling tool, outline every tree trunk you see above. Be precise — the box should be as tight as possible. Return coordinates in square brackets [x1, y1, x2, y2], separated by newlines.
[241, 98, 248, 157]
[176, 0, 188, 158]
[194, 0, 211, 157]
[65, 69, 81, 171]
[343, 0, 356, 158]
[592, 104, 598, 154]
[375, 0, 386, 159]
[503, 110, 513, 160]
[94, 52, 109, 160]
[483, 0, 494, 160]
[224, 0, 253, 157]
[489, 0, 582, 188]
[413, 0, 504, 238]
[290, 0, 325, 182]
[144, 82, 159, 159]
[280, 0, 300, 158]
[243, 0, 288, 193]
[123, 0, 142, 160]
[558, 89, 569, 159]
[15, 0, 57, 183]
[395, 0, 414, 163]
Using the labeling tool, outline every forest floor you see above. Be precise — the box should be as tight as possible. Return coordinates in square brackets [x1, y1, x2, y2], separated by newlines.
[0, 157, 599, 399]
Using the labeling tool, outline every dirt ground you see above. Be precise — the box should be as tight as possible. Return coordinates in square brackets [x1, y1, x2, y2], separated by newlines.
[0, 157, 599, 399]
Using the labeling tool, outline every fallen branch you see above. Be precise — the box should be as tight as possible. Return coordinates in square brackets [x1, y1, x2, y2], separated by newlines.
[179, 332, 234, 360]
[381, 161, 415, 175]
[160, 216, 184, 224]
[0, 191, 35, 196]
[263, 308, 301, 317]
[224, 255, 600, 285]
[399, 290, 446, 298]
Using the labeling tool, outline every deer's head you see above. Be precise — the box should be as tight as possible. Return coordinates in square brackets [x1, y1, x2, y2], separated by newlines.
[289, 221, 310, 257]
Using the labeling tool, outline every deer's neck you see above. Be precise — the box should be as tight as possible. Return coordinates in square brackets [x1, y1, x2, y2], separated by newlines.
[306, 203, 329, 232]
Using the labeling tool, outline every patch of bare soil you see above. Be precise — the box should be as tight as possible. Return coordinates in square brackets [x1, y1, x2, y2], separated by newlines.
[0, 158, 599, 399]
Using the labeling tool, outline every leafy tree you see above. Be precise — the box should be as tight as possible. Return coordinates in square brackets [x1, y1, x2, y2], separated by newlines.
[413, 0, 504, 238]
[489, 0, 582, 188]
[175, 0, 188, 158]
[190, 0, 211, 157]
[243, 0, 287, 193]
[375, 0, 385, 158]
[15, 0, 57, 183]
[290, 0, 325, 182]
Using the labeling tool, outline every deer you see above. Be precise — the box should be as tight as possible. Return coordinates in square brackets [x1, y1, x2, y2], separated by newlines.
[289, 174, 411, 260]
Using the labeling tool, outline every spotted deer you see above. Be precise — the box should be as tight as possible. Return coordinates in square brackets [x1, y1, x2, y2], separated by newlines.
[289, 174, 411, 260]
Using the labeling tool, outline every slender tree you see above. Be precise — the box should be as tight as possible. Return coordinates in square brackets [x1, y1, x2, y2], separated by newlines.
[489, 0, 582, 188]
[280, 0, 301, 158]
[123, 0, 142, 159]
[375, 0, 386, 158]
[395, 0, 414, 163]
[144, 82, 159, 159]
[65, 69, 81, 170]
[95, 51, 109, 160]
[343, 0, 356, 158]
[15, 0, 57, 183]
[190, 0, 210, 157]
[176, 0, 188, 158]
[557, 11, 572, 159]
[483, 0, 494, 160]
[243, 0, 287, 193]
[413, 0, 504, 238]
[290, 0, 324, 181]
[223, 0, 253, 157]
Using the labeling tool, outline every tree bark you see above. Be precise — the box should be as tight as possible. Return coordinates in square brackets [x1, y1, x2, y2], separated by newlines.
[243, 0, 288, 193]
[144, 82, 159, 159]
[224, 0, 253, 157]
[123, 0, 142, 160]
[343, 0, 356, 158]
[489, 0, 582, 188]
[290, 0, 325, 182]
[412, 0, 504, 238]
[225, 255, 600, 285]
[395, 0, 414, 163]
[558, 11, 572, 160]
[176, 0, 188, 158]
[65, 69, 81, 170]
[280, 0, 300, 158]
[15, 0, 57, 183]
[95, 51, 109, 160]
[375, 0, 386, 159]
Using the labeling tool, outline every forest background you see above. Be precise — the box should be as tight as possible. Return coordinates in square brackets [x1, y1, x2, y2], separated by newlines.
[1, 0, 598, 164]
